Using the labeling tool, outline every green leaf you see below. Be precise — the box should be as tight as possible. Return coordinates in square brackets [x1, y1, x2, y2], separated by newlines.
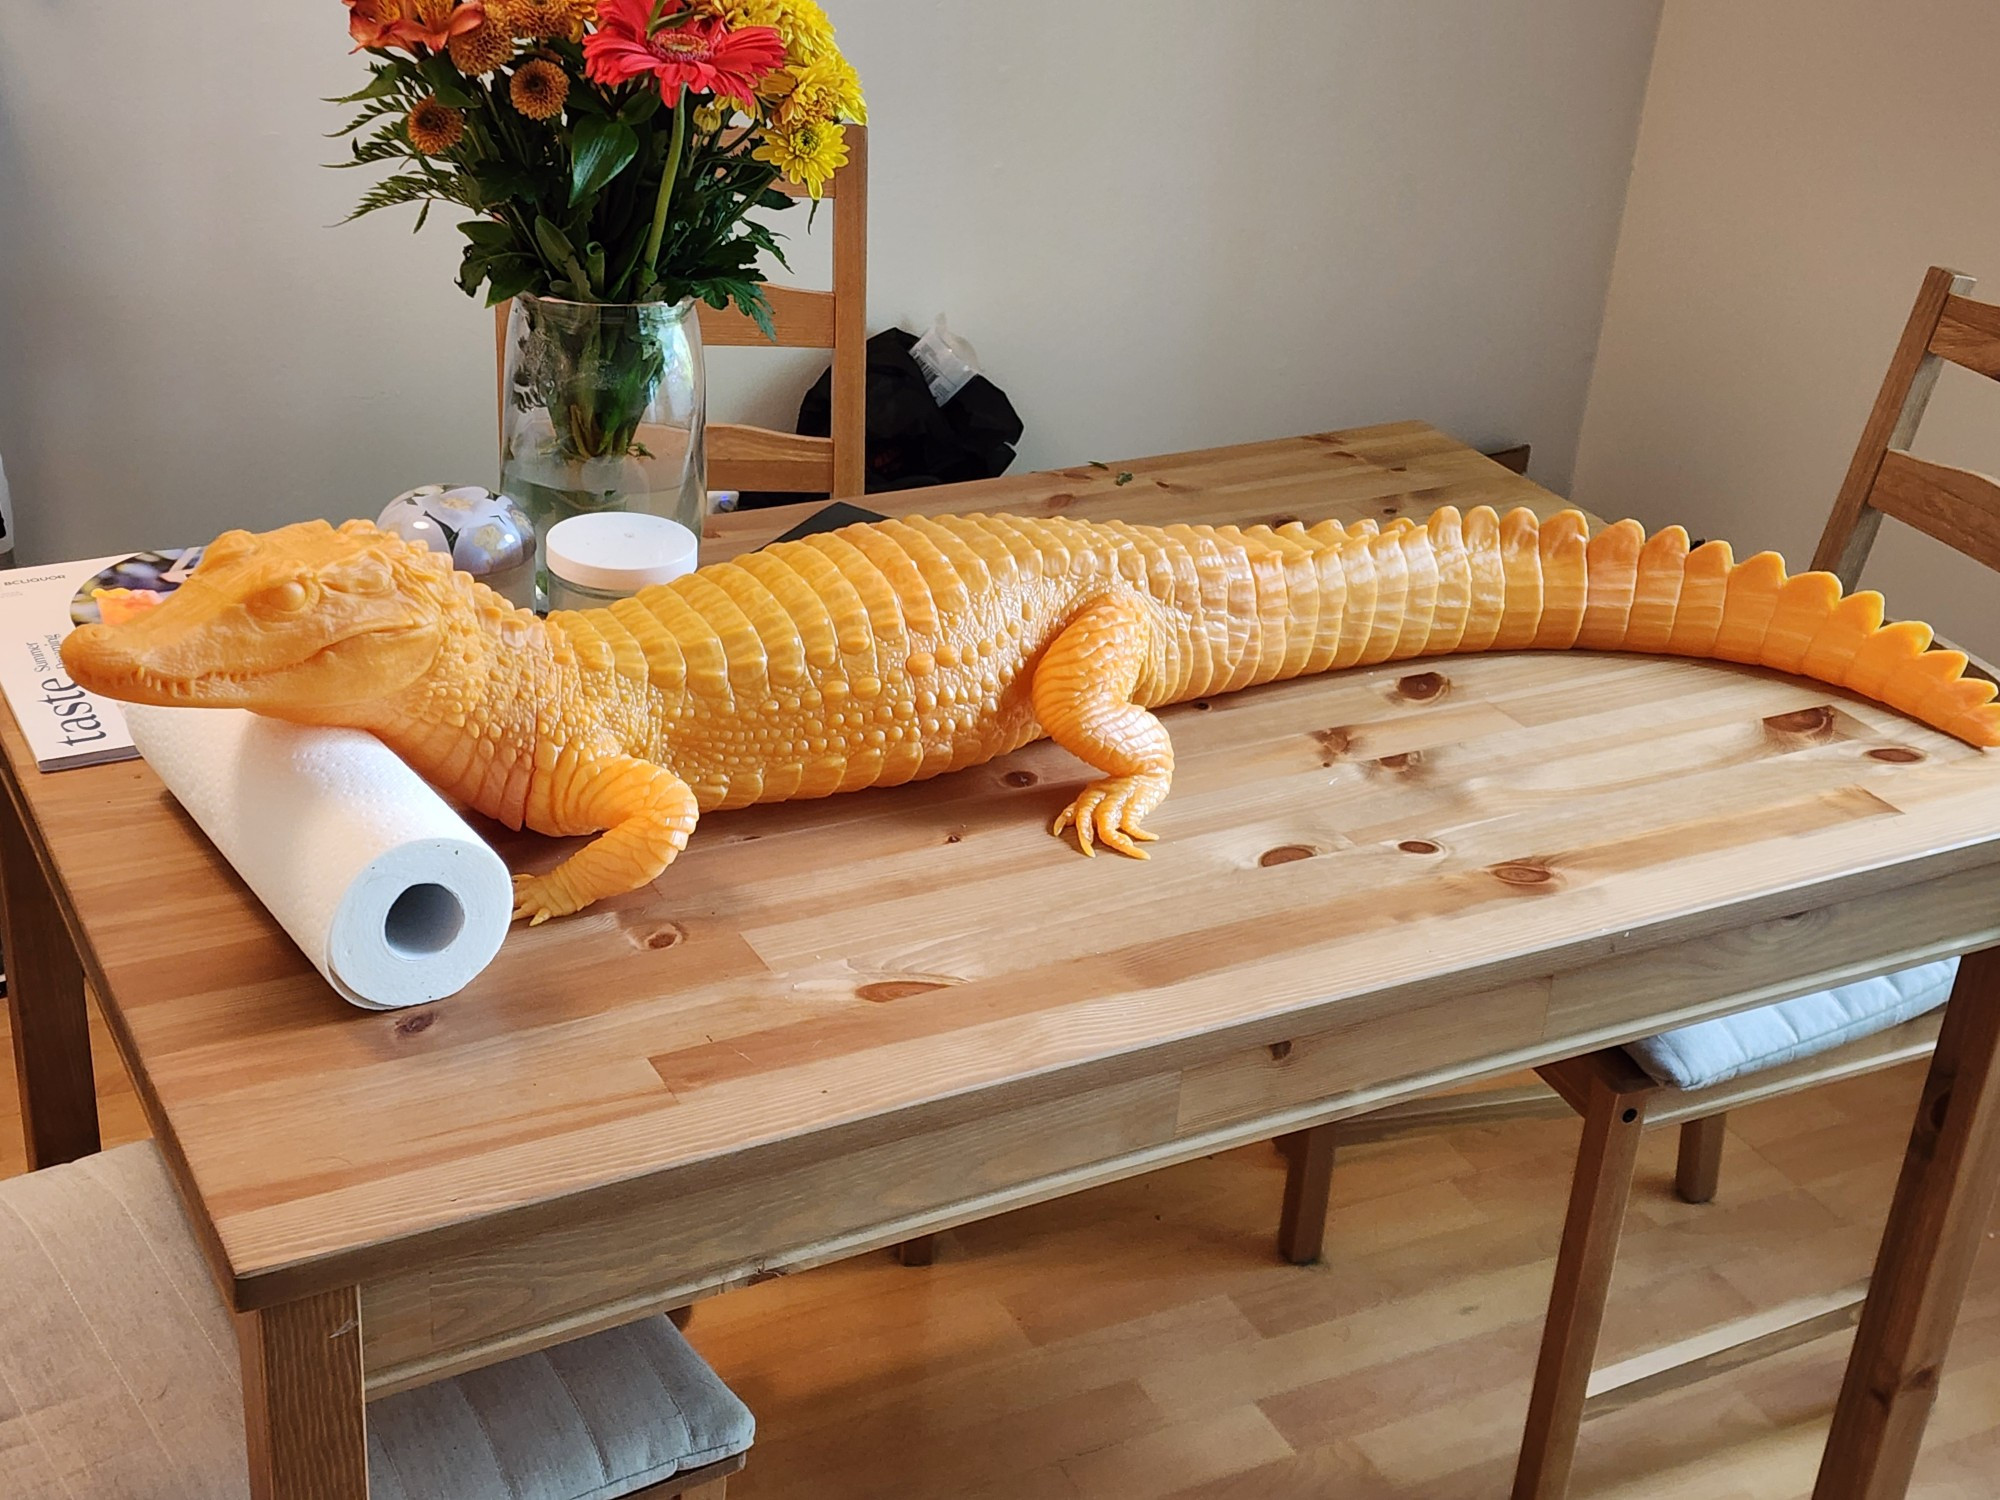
[458, 219, 517, 250]
[329, 71, 404, 104]
[532, 216, 594, 297]
[483, 258, 543, 305]
[570, 118, 639, 207]
[620, 88, 663, 126]
[533, 214, 576, 266]
[429, 74, 477, 109]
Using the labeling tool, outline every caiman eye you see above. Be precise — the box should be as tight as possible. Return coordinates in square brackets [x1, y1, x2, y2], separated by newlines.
[250, 579, 312, 617]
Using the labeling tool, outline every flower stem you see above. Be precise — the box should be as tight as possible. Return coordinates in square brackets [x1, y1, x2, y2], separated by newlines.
[642, 85, 689, 289]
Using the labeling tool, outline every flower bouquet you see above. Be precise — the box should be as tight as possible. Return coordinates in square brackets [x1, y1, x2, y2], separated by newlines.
[332, 0, 865, 565]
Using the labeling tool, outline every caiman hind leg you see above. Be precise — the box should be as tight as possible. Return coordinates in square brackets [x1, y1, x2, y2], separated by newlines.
[1032, 590, 1174, 859]
[513, 755, 700, 924]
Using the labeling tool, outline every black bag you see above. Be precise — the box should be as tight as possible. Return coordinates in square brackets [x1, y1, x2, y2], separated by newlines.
[739, 329, 1023, 506]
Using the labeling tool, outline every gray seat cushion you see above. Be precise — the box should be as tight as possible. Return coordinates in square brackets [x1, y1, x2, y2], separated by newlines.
[0, 1142, 751, 1499]
[1622, 959, 1959, 1090]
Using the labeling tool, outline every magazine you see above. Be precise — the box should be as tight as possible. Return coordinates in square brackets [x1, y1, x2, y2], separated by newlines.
[0, 547, 204, 771]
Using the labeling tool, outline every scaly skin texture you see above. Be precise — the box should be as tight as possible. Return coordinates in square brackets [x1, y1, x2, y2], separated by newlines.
[62, 509, 1998, 923]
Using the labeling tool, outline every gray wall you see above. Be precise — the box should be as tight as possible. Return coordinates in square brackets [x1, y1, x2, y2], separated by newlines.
[1575, 0, 2000, 658]
[0, 1, 1662, 563]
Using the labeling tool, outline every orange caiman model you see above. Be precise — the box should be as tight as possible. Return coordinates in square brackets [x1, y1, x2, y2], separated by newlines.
[62, 508, 1999, 923]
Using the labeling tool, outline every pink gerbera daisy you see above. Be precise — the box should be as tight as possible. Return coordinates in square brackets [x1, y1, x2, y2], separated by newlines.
[583, 0, 785, 99]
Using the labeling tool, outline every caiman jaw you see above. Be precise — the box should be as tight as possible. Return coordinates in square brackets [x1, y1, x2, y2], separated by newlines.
[59, 624, 271, 707]
[61, 623, 432, 711]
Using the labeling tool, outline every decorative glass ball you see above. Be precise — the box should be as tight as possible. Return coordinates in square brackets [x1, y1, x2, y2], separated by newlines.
[377, 485, 536, 609]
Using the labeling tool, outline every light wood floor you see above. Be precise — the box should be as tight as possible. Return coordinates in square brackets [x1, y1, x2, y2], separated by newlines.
[8, 998, 1999, 1498]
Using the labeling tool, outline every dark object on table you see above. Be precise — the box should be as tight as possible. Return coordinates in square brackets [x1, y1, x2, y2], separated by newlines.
[739, 329, 1024, 508]
[770, 501, 888, 544]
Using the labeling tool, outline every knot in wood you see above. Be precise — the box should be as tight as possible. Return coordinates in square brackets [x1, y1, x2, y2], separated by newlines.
[1396, 671, 1450, 703]
[1398, 839, 1441, 855]
[858, 980, 950, 1003]
[1001, 769, 1038, 788]
[1764, 706, 1835, 737]
[1259, 845, 1316, 867]
[1490, 861, 1557, 888]
[632, 922, 687, 952]
[1311, 727, 1351, 764]
[1867, 746, 1925, 764]
[393, 1011, 435, 1037]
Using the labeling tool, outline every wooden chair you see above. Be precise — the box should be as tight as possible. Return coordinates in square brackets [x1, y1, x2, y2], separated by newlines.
[1277, 265, 2000, 1500]
[3, 1141, 753, 1497]
[496, 125, 868, 501]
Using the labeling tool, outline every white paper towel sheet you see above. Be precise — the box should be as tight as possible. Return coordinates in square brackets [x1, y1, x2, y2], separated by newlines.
[124, 705, 513, 1010]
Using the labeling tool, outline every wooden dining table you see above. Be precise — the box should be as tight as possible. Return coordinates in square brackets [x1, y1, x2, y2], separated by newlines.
[5, 420, 2000, 1500]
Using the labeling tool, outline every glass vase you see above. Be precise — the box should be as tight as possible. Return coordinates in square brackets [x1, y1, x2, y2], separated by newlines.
[498, 295, 706, 602]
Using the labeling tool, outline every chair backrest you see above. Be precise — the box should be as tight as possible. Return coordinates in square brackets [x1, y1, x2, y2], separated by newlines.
[1813, 265, 2000, 589]
[494, 125, 868, 500]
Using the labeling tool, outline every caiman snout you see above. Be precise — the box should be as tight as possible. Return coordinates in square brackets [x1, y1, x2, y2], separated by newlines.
[61, 623, 206, 705]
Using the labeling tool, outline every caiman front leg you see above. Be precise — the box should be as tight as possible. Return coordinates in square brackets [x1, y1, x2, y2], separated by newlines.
[513, 754, 700, 924]
[1032, 590, 1174, 859]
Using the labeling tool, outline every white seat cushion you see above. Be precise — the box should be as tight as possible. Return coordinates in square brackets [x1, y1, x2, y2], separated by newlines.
[1622, 959, 1959, 1090]
[0, 1142, 751, 1499]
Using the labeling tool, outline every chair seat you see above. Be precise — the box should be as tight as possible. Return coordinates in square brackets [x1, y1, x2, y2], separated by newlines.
[0, 1142, 751, 1499]
[1623, 959, 1959, 1090]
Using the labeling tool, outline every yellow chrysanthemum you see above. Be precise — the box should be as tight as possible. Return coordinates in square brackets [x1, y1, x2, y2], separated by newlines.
[772, 0, 836, 64]
[693, 97, 734, 133]
[753, 117, 846, 197]
[447, 11, 516, 73]
[406, 97, 466, 154]
[770, 52, 865, 127]
[510, 57, 570, 120]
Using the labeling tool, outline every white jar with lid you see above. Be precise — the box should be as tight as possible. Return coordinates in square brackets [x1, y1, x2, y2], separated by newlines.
[544, 513, 700, 612]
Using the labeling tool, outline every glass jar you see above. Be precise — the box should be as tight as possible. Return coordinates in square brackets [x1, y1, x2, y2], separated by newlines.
[544, 512, 700, 613]
[497, 295, 706, 602]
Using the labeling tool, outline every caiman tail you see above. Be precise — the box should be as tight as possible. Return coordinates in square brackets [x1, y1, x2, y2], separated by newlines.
[1225, 506, 1998, 748]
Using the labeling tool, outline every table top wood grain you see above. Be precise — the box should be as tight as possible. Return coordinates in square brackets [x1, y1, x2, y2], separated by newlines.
[7, 420, 1999, 1340]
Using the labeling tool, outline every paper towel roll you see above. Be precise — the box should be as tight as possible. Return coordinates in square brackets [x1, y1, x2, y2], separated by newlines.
[124, 704, 513, 1010]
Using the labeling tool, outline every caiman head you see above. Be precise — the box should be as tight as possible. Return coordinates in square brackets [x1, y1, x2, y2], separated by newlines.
[62, 519, 464, 721]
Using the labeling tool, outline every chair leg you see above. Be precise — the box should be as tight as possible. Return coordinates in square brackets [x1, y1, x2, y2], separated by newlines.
[895, 1234, 936, 1266]
[1514, 1056, 1654, 1500]
[1675, 1114, 1728, 1205]
[1277, 1122, 1337, 1264]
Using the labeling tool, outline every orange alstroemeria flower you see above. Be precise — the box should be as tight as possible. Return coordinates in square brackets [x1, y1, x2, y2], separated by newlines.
[345, 0, 486, 53]
[346, 0, 410, 49]
[398, 0, 488, 50]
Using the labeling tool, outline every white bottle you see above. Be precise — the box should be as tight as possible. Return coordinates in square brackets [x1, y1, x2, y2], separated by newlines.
[909, 315, 981, 406]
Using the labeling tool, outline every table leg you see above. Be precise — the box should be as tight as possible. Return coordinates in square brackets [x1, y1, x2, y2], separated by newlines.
[1514, 1054, 1653, 1500]
[1814, 945, 2000, 1500]
[0, 779, 98, 1168]
[1277, 1123, 1338, 1264]
[238, 1286, 369, 1499]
